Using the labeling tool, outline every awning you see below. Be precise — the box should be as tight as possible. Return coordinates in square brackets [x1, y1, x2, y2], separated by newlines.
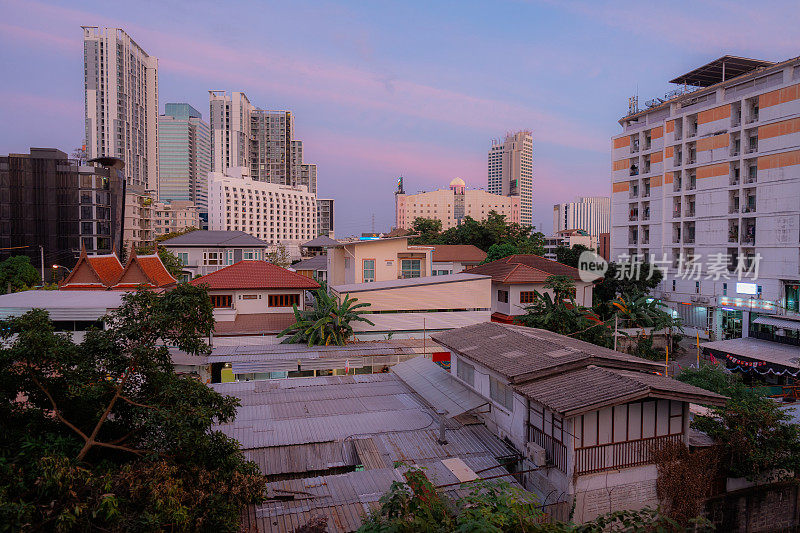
[753, 316, 800, 330]
[391, 356, 489, 418]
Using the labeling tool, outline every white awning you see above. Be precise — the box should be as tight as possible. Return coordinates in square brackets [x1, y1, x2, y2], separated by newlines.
[391, 356, 489, 418]
[753, 316, 800, 330]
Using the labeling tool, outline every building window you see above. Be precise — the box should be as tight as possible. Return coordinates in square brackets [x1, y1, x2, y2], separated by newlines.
[498, 290, 509, 303]
[401, 259, 421, 278]
[210, 295, 232, 308]
[490, 376, 513, 411]
[242, 294, 259, 300]
[177, 252, 188, 266]
[456, 359, 475, 386]
[520, 291, 536, 304]
[269, 294, 300, 307]
[723, 283, 727, 296]
[363, 259, 376, 282]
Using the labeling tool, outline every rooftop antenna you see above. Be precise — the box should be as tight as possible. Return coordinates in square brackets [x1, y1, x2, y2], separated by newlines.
[371, 213, 375, 233]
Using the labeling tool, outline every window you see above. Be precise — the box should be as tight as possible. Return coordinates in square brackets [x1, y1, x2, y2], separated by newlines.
[363, 259, 375, 282]
[498, 290, 509, 303]
[722, 282, 727, 296]
[269, 294, 300, 307]
[490, 376, 513, 411]
[243, 249, 261, 260]
[177, 252, 188, 266]
[210, 295, 232, 308]
[520, 291, 536, 304]
[401, 259, 421, 278]
[241, 294, 259, 300]
[456, 359, 474, 386]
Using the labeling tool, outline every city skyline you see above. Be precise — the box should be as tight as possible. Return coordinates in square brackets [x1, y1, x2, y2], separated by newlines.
[1, 0, 798, 235]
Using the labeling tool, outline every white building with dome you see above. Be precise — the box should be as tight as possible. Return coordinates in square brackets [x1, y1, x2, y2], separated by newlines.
[395, 177, 520, 230]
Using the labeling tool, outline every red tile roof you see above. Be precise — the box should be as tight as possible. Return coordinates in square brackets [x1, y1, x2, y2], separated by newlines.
[112, 253, 177, 289]
[86, 255, 124, 285]
[466, 254, 582, 284]
[431, 245, 487, 263]
[190, 261, 320, 290]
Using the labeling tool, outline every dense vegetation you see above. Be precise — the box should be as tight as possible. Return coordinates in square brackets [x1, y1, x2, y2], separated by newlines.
[0, 255, 41, 294]
[0, 285, 265, 531]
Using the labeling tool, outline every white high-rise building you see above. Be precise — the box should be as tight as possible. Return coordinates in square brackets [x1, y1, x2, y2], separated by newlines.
[553, 197, 610, 236]
[83, 27, 159, 193]
[488, 131, 533, 226]
[611, 55, 800, 340]
[208, 168, 317, 257]
[209, 91, 254, 174]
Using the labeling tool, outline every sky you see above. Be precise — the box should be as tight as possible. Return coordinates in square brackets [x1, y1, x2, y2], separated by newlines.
[1, 1, 798, 236]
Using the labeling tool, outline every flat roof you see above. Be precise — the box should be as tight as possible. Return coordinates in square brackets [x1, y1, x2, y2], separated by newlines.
[669, 55, 774, 87]
[159, 230, 268, 247]
[702, 337, 800, 369]
[332, 272, 490, 293]
[0, 290, 125, 320]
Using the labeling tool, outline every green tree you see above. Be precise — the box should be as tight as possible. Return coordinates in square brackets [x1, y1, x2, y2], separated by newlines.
[554, 244, 593, 268]
[481, 243, 519, 264]
[516, 289, 612, 348]
[279, 285, 375, 346]
[155, 226, 199, 243]
[0, 284, 265, 531]
[544, 274, 575, 301]
[408, 217, 443, 245]
[266, 243, 292, 268]
[0, 255, 40, 294]
[677, 365, 800, 480]
[593, 261, 664, 319]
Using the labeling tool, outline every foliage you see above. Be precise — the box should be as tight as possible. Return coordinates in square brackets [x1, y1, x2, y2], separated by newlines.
[482, 243, 519, 264]
[544, 275, 575, 301]
[136, 244, 185, 279]
[0, 284, 265, 531]
[651, 441, 720, 527]
[266, 243, 292, 269]
[593, 262, 664, 319]
[155, 226, 199, 243]
[611, 292, 678, 332]
[278, 284, 375, 346]
[408, 211, 544, 255]
[678, 365, 800, 480]
[554, 244, 593, 269]
[0, 255, 40, 294]
[516, 285, 612, 348]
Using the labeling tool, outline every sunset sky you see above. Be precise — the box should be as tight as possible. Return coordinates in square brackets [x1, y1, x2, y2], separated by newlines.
[1, 0, 798, 235]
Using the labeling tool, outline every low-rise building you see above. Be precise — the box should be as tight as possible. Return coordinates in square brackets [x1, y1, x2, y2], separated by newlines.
[300, 235, 338, 257]
[327, 236, 434, 285]
[430, 244, 487, 275]
[330, 272, 491, 340]
[59, 246, 176, 291]
[153, 200, 200, 236]
[290, 254, 327, 282]
[159, 230, 270, 280]
[190, 260, 319, 337]
[432, 322, 726, 522]
[465, 254, 593, 322]
[542, 229, 598, 261]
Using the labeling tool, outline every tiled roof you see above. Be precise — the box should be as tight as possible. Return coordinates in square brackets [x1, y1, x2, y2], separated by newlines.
[138, 255, 177, 287]
[190, 260, 320, 290]
[431, 322, 659, 383]
[159, 230, 268, 247]
[291, 255, 328, 271]
[431, 245, 487, 263]
[112, 253, 177, 289]
[86, 255, 124, 285]
[515, 365, 727, 416]
[497, 254, 583, 279]
[301, 236, 339, 247]
[467, 254, 582, 283]
[212, 313, 297, 336]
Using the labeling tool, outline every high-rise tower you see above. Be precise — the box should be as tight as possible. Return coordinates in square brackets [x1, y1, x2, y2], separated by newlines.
[488, 131, 533, 226]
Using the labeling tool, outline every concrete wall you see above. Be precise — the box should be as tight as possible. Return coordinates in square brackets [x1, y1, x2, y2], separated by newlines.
[208, 288, 306, 322]
[328, 238, 433, 285]
[491, 281, 594, 316]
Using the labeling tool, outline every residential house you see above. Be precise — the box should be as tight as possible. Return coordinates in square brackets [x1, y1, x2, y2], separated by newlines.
[59, 246, 176, 291]
[159, 230, 270, 280]
[327, 236, 433, 286]
[190, 260, 319, 337]
[330, 272, 491, 340]
[431, 322, 726, 522]
[290, 254, 327, 283]
[466, 254, 594, 322]
[300, 235, 338, 257]
[430, 245, 487, 275]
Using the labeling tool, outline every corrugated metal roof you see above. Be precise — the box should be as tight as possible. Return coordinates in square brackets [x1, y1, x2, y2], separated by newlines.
[0, 290, 125, 320]
[391, 356, 489, 417]
[753, 316, 800, 330]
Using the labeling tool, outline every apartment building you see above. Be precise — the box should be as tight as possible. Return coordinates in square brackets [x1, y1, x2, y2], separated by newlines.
[543, 230, 598, 261]
[316, 198, 334, 237]
[553, 197, 610, 237]
[250, 110, 292, 185]
[208, 168, 316, 257]
[395, 177, 520, 230]
[488, 131, 533, 226]
[611, 55, 800, 340]
[158, 103, 211, 212]
[153, 200, 200, 236]
[209, 91, 254, 174]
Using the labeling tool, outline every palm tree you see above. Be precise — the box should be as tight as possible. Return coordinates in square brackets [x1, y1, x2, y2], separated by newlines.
[516, 290, 612, 347]
[278, 285, 375, 346]
[611, 291, 682, 358]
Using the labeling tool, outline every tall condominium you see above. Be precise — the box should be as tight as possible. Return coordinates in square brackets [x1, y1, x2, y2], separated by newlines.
[488, 131, 533, 226]
[395, 177, 519, 230]
[251, 110, 292, 185]
[208, 168, 317, 258]
[611, 55, 800, 340]
[158, 103, 211, 212]
[82, 27, 159, 194]
[0, 148, 124, 268]
[553, 196, 610, 236]
[209, 91, 254, 173]
[316, 198, 334, 237]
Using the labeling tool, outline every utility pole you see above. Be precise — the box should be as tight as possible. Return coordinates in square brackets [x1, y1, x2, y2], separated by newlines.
[39, 245, 44, 284]
[613, 314, 618, 351]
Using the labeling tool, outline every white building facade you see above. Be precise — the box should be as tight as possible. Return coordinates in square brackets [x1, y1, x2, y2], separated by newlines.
[611, 55, 800, 340]
[209, 91, 254, 174]
[488, 131, 533, 226]
[208, 168, 317, 257]
[553, 197, 610, 236]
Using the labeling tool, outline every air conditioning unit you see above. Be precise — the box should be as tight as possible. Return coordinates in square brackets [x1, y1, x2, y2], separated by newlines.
[525, 442, 547, 467]
[690, 295, 699, 302]
[661, 292, 671, 299]
[698, 297, 710, 304]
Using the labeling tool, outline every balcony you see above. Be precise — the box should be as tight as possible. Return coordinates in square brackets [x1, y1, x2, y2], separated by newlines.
[642, 210, 650, 221]
[741, 235, 755, 246]
[630, 167, 639, 177]
[530, 426, 567, 473]
[685, 207, 695, 217]
[574, 434, 684, 475]
[629, 213, 639, 222]
[684, 236, 695, 244]
[673, 208, 682, 219]
[730, 175, 740, 186]
[743, 204, 757, 214]
[729, 231, 739, 243]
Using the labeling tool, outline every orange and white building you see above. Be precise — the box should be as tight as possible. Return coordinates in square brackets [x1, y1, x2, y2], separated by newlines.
[395, 178, 519, 230]
[611, 55, 800, 339]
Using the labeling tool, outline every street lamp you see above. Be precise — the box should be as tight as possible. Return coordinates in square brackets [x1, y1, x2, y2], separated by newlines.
[52, 264, 72, 274]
